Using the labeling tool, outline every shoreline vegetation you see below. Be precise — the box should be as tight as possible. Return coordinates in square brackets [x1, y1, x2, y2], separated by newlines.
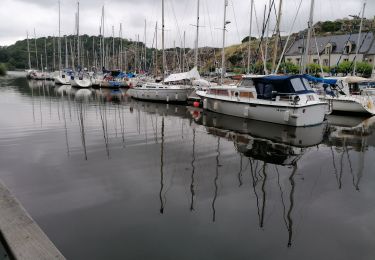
[0, 64, 7, 76]
[0, 17, 373, 76]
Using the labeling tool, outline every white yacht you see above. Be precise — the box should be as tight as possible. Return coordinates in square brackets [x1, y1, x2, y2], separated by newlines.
[311, 76, 375, 115]
[196, 75, 329, 127]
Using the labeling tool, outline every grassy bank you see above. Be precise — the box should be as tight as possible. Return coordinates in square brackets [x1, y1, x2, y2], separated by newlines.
[0, 63, 6, 76]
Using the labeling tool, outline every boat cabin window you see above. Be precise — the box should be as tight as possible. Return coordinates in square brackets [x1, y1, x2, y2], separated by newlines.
[291, 78, 305, 92]
[239, 78, 254, 88]
[302, 78, 313, 91]
[255, 83, 274, 100]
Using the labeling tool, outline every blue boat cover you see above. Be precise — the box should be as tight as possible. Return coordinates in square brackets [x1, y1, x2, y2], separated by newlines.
[303, 74, 337, 85]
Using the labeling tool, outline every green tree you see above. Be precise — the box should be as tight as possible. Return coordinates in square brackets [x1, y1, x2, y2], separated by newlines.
[0, 63, 7, 76]
[337, 61, 353, 75]
[241, 36, 257, 43]
[279, 62, 300, 74]
[355, 62, 373, 77]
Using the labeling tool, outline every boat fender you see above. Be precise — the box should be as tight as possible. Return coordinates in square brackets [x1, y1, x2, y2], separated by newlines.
[175, 93, 179, 100]
[283, 110, 290, 121]
[243, 106, 249, 117]
[203, 99, 208, 109]
[213, 102, 219, 110]
[367, 100, 373, 109]
[166, 95, 170, 102]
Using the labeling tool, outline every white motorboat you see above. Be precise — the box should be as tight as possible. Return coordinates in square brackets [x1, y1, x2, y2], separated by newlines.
[196, 75, 329, 127]
[310, 76, 375, 115]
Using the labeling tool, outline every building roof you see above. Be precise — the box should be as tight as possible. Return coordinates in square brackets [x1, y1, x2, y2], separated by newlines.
[285, 32, 375, 56]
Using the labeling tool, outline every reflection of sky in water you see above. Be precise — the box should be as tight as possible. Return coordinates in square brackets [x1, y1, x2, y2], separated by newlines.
[0, 75, 375, 260]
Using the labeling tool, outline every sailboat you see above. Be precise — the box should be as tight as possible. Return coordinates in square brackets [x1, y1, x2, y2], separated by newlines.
[69, 1, 92, 88]
[128, 0, 195, 103]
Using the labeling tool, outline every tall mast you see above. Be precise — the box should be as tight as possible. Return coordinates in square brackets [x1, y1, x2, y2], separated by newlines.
[353, 1, 366, 75]
[144, 19, 147, 72]
[221, 0, 229, 85]
[44, 37, 48, 71]
[183, 31, 186, 72]
[272, 0, 283, 74]
[247, 0, 254, 74]
[27, 31, 31, 69]
[302, 0, 315, 73]
[65, 36, 68, 68]
[112, 25, 115, 69]
[58, 0, 61, 72]
[155, 22, 158, 76]
[194, 0, 200, 68]
[53, 35, 56, 71]
[162, 0, 165, 77]
[120, 23, 123, 71]
[77, 1, 80, 67]
[34, 28, 39, 70]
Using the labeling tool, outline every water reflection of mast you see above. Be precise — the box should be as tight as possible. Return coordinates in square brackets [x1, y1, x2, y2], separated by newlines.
[77, 101, 88, 160]
[286, 164, 297, 248]
[212, 137, 220, 222]
[190, 128, 196, 211]
[61, 92, 70, 156]
[159, 117, 165, 214]
[117, 103, 126, 148]
[31, 84, 35, 122]
[99, 101, 110, 158]
[260, 162, 267, 228]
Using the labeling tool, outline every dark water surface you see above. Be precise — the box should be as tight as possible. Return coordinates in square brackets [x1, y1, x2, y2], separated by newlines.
[1, 72, 375, 260]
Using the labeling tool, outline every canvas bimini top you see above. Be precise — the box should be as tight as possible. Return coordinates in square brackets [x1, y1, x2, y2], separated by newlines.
[249, 75, 315, 100]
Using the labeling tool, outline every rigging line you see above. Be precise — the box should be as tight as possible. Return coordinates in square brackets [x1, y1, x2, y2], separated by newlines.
[230, 0, 242, 44]
[169, 0, 184, 46]
[274, 0, 303, 74]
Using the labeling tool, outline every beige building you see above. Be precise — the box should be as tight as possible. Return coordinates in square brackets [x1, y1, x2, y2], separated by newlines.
[285, 32, 375, 73]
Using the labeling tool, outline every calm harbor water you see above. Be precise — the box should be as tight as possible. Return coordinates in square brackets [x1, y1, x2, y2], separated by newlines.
[0, 72, 375, 260]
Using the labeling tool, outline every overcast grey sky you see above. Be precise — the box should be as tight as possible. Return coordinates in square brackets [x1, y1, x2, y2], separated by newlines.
[0, 0, 374, 48]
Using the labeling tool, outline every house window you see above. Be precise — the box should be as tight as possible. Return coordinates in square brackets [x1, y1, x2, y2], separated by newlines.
[344, 58, 349, 62]
[296, 58, 300, 64]
[298, 47, 304, 54]
[313, 59, 318, 64]
[325, 44, 332, 55]
[323, 59, 329, 66]
[287, 58, 292, 63]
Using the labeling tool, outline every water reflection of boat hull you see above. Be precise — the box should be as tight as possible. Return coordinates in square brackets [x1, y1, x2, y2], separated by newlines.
[326, 115, 375, 150]
[131, 100, 189, 118]
[192, 109, 327, 148]
[191, 109, 327, 165]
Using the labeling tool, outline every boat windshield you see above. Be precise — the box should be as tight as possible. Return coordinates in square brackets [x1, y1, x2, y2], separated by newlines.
[291, 78, 313, 92]
[239, 78, 254, 88]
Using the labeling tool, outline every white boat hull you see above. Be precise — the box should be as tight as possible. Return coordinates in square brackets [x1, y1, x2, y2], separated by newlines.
[70, 78, 92, 88]
[321, 96, 375, 115]
[128, 88, 193, 103]
[54, 75, 71, 85]
[201, 96, 327, 127]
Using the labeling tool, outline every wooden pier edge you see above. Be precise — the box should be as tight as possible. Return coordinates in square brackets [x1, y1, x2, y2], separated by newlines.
[0, 181, 65, 259]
